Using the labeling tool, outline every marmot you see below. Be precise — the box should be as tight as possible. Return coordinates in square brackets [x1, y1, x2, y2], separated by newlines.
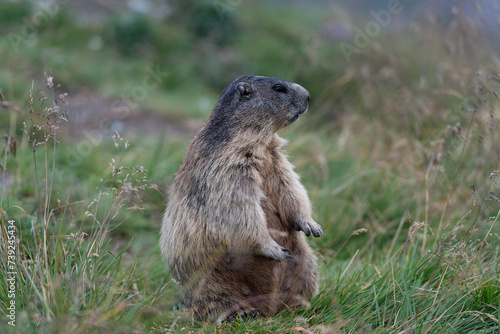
[160, 75, 322, 322]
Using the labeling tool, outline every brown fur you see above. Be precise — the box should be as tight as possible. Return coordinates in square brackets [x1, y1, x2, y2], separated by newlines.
[160, 76, 322, 322]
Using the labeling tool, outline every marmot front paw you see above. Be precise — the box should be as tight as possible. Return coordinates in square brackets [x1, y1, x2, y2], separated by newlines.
[261, 242, 294, 261]
[293, 219, 323, 238]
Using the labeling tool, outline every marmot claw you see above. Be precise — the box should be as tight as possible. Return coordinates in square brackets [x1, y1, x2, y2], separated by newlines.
[281, 247, 295, 258]
[294, 220, 323, 238]
[262, 243, 294, 261]
[226, 309, 259, 323]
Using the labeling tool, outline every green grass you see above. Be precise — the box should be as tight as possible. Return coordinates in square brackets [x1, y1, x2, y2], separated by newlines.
[1, 1, 500, 333]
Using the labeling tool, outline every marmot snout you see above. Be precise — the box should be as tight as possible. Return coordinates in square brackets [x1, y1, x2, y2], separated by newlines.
[160, 75, 322, 322]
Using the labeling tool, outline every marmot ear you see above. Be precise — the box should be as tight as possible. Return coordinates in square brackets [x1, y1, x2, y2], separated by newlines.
[236, 82, 252, 98]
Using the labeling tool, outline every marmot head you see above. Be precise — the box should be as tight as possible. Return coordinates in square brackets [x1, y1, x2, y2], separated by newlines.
[209, 76, 311, 135]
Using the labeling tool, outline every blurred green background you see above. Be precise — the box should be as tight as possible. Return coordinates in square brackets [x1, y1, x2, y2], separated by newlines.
[1, 0, 500, 333]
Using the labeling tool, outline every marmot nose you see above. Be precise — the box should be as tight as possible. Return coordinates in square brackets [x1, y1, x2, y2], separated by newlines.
[293, 83, 310, 102]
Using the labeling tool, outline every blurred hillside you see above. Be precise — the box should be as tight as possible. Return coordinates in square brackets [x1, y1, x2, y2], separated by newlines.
[2, 0, 499, 115]
[1, 0, 500, 333]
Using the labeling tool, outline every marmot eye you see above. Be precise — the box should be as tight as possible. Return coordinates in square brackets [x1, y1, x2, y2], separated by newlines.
[273, 84, 287, 93]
